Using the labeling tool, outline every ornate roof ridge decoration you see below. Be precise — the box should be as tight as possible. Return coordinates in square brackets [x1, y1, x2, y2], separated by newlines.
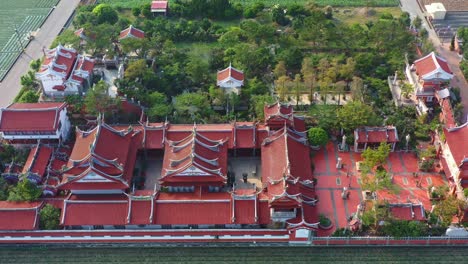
[271, 191, 302, 203]
[265, 101, 294, 120]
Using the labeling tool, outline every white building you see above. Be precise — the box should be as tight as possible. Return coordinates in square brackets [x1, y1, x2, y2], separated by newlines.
[36, 45, 94, 97]
[0, 102, 70, 144]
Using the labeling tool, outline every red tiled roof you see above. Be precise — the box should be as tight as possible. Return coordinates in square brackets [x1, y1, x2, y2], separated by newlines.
[264, 102, 295, 128]
[444, 125, 468, 168]
[129, 199, 153, 225]
[151, 1, 168, 9]
[70, 56, 95, 85]
[234, 122, 256, 149]
[154, 200, 231, 225]
[261, 127, 315, 207]
[38, 45, 77, 78]
[233, 199, 256, 224]
[160, 129, 228, 186]
[389, 204, 426, 221]
[414, 52, 452, 80]
[217, 65, 244, 82]
[119, 25, 145, 40]
[0, 201, 42, 230]
[59, 123, 140, 191]
[22, 145, 53, 178]
[0, 102, 66, 132]
[61, 199, 128, 226]
[355, 126, 399, 143]
[440, 99, 456, 128]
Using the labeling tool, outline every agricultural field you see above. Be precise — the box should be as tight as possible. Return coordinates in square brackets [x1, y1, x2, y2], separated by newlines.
[0, 0, 59, 80]
[100, 0, 400, 8]
[0, 246, 467, 263]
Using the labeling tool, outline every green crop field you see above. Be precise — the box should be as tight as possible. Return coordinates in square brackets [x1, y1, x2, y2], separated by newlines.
[0, 246, 467, 263]
[0, 0, 60, 80]
[100, 0, 399, 8]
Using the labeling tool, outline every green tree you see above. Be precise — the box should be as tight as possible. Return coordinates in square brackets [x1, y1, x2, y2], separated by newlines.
[20, 70, 38, 90]
[50, 30, 81, 50]
[362, 143, 391, 170]
[132, 6, 141, 17]
[30, 59, 42, 72]
[308, 127, 328, 147]
[92, 4, 118, 24]
[39, 204, 61, 230]
[0, 178, 11, 201]
[274, 61, 287, 79]
[8, 179, 42, 202]
[120, 38, 150, 58]
[84, 81, 120, 115]
[86, 23, 116, 55]
[250, 95, 275, 120]
[146, 92, 171, 122]
[186, 56, 209, 86]
[360, 143, 395, 193]
[174, 92, 212, 122]
[433, 196, 467, 227]
[125, 59, 149, 82]
[337, 101, 381, 133]
[18, 90, 39, 103]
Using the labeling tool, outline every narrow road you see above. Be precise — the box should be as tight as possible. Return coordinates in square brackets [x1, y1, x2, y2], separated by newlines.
[401, 0, 468, 120]
[0, 0, 81, 108]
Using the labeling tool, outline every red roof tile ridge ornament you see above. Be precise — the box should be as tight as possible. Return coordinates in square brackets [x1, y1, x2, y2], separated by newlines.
[286, 207, 319, 229]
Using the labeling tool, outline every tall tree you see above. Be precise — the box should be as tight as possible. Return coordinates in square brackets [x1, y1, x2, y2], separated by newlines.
[84, 81, 120, 115]
[146, 91, 171, 122]
[92, 4, 118, 24]
[8, 179, 42, 202]
[39, 204, 61, 230]
[337, 101, 381, 133]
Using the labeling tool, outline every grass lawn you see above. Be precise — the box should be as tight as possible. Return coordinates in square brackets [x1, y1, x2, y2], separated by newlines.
[333, 7, 403, 25]
[176, 42, 220, 62]
[0, 246, 467, 263]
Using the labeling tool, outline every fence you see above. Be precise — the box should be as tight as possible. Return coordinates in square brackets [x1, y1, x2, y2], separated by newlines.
[311, 236, 468, 246]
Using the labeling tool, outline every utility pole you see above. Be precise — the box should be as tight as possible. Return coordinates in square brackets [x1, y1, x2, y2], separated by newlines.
[14, 24, 24, 51]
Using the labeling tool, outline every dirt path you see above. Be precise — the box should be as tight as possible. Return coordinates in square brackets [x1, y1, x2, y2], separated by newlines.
[0, 0, 81, 108]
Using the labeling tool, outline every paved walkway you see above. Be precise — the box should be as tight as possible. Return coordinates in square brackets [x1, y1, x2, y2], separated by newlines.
[312, 142, 447, 236]
[0, 0, 81, 108]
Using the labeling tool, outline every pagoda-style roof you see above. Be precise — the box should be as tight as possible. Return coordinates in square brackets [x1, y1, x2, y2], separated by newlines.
[58, 121, 140, 191]
[160, 126, 228, 186]
[217, 64, 244, 88]
[119, 25, 145, 40]
[413, 52, 453, 81]
[22, 143, 53, 183]
[264, 102, 305, 130]
[0, 102, 67, 133]
[261, 127, 317, 209]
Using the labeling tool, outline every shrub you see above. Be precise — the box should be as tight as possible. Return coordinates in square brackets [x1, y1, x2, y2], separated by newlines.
[319, 214, 332, 227]
[39, 204, 61, 230]
[307, 127, 328, 147]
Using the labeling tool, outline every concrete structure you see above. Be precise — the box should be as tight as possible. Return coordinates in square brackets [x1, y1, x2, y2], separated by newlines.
[353, 126, 399, 152]
[425, 3, 447, 20]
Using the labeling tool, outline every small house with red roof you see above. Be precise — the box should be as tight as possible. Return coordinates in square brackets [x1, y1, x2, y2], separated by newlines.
[0, 102, 70, 144]
[217, 64, 244, 94]
[22, 143, 53, 184]
[119, 25, 145, 40]
[151, 1, 168, 16]
[354, 126, 399, 152]
[406, 52, 453, 107]
[35, 45, 95, 97]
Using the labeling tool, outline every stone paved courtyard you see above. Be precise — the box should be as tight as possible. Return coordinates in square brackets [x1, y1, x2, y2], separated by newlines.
[312, 143, 448, 236]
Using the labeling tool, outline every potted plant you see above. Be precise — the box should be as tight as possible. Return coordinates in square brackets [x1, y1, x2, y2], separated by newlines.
[319, 214, 333, 229]
[308, 127, 328, 150]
